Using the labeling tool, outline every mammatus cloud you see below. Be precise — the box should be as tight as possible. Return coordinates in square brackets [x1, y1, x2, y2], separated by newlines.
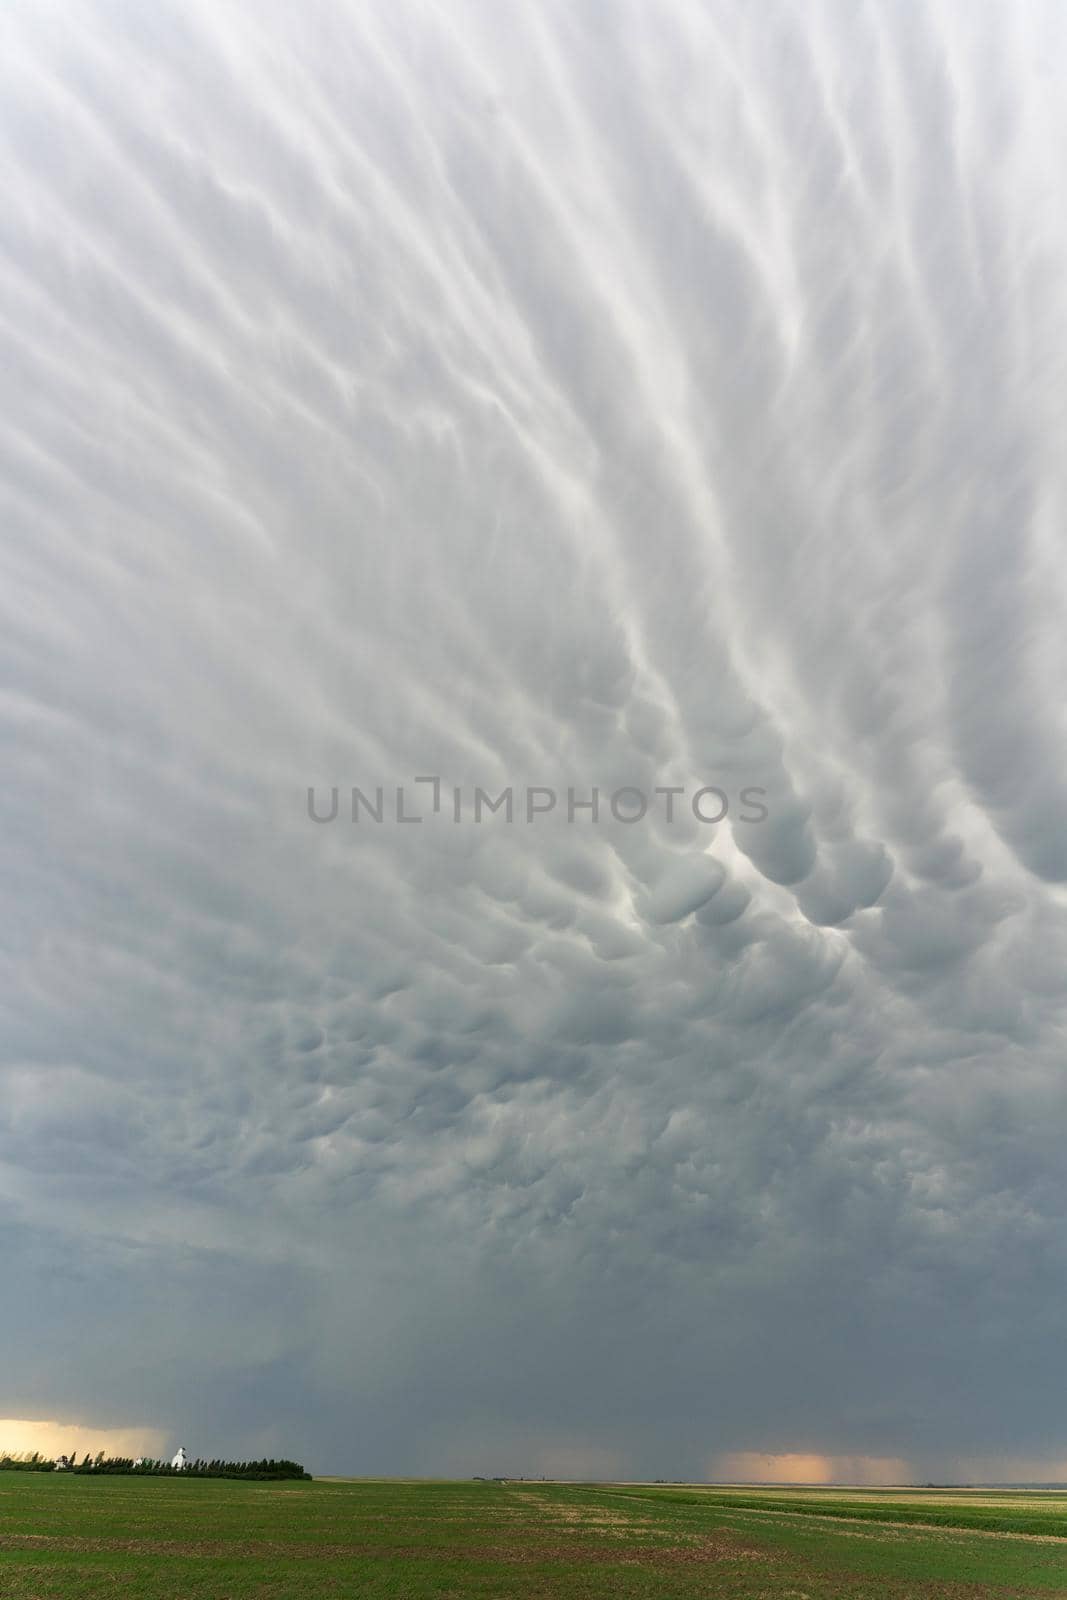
[2, 0, 1067, 1479]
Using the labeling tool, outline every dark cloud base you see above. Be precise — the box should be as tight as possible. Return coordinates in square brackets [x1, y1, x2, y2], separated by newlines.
[2, 0, 1067, 1479]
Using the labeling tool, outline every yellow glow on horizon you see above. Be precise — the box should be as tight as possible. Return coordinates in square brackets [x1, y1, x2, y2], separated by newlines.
[715, 1451, 910, 1485]
[719, 1451, 833, 1483]
[0, 1419, 166, 1460]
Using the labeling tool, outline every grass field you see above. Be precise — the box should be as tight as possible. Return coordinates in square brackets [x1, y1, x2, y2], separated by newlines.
[1, 1474, 1067, 1597]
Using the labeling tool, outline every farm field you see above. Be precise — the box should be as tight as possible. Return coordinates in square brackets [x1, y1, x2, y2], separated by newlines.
[1, 1474, 1067, 1598]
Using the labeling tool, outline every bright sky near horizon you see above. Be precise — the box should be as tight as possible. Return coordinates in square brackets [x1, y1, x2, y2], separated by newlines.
[0, 1421, 165, 1461]
[2, 0, 1067, 1481]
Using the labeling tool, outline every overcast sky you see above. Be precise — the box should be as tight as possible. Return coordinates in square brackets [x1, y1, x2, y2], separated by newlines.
[3, 0, 1067, 1482]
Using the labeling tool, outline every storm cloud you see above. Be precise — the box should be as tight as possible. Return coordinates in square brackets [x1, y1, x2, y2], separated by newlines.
[2, 0, 1067, 1480]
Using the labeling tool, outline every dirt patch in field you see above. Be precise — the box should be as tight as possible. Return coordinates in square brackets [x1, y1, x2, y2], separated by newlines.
[549, 1506, 645, 1526]
[506, 1489, 654, 1530]
[726, 1503, 1067, 1546]
[6, 1533, 1067, 1598]
[0, 1529, 770, 1566]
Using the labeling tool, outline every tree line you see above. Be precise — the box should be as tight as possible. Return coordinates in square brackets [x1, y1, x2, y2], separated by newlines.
[0, 1451, 310, 1480]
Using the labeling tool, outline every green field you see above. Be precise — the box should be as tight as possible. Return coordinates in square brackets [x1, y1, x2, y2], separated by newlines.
[2, 1474, 1067, 1597]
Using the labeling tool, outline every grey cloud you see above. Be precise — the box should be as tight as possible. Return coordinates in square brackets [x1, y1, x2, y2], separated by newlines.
[2, 0, 1067, 1480]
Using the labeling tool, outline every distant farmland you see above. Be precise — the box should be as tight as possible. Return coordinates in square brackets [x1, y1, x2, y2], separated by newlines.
[1, 1474, 1066, 1596]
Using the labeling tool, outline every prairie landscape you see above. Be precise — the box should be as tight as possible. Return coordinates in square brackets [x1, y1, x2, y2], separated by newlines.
[5, 0, 1067, 1584]
[1, 1476, 1066, 1598]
